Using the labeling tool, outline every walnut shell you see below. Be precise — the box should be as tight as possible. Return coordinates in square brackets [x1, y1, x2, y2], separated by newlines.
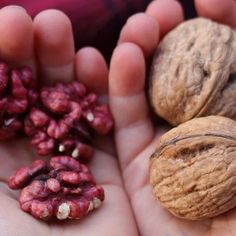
[149, 17, 236, 126]
[150, 116, 236, 220]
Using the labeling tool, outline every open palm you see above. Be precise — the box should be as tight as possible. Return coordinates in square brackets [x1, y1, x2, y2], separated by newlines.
[109, 0, 236, 235]
[0, 6, 137, 236]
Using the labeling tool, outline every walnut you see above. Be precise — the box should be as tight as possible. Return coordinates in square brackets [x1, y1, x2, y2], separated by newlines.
[149, 17, 236, 126]
[150, 116, 236, 220]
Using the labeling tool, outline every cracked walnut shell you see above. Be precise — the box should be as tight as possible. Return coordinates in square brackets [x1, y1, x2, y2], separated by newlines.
[149, 17, 236, 125]
[150, 116, 236, 220]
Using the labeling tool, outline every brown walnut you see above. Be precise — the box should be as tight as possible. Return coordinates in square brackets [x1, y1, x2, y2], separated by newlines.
[150, 116, 236, 220]
[149, 17, 236, 126]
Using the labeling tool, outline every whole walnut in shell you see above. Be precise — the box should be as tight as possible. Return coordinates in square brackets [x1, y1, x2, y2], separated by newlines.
[150, 116, 236, 220]
[149, 17, 236, 125]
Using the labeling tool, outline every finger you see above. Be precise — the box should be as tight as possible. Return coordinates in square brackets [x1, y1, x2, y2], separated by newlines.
[146, 0, 184, 37]
[195, 0, 236, 28]
[33, 9, 75, 84]
[109, 43, 154, 169]
[0, 6, 35, 71]
[75, 47, 108, 95]
[75, 48, 112, 156]
[118, 13, 159, 58]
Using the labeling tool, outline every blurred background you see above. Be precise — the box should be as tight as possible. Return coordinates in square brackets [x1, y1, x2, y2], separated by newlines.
[0, 0, 196, 58]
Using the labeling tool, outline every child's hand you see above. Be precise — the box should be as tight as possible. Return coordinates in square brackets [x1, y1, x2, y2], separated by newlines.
[109, 0, 236, 235]
[0, 6, 137, 236]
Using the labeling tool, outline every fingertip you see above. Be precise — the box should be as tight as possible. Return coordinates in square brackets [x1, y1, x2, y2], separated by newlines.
[75, 47, 108, 94]
[0, 5, 33, 61]
[146, 0, 184, 37]
[195, 0, 236, 28]
[34, 9, 74, 66]
[118, 13, 159, 57]
[195, 0, 231, 18]
[109, 42, 145, 96]
[33, 9, 75, 83]
[33, 9, 72, 31]
[34, 9, 72, 38]
[109, 44, 154, 160]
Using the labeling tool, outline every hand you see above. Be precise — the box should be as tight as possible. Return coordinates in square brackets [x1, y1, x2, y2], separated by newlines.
[0, 6, 138, 236]
[109, 0, 236, 235]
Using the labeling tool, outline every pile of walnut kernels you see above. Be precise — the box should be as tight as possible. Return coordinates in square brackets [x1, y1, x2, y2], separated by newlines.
[1, 62, 113, 221]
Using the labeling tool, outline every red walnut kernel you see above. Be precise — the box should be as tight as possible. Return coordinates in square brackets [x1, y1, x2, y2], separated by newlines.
[83, 105, 114, 135]
[8, 156, 105, 221]
[8, 160, 47, 189]
[0, 62, 37, 139]
[24, 81, 113, 163]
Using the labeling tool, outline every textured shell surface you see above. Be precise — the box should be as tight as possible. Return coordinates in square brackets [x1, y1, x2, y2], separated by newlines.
[150, 116, 236, 220]
[149, 18, 236, 125]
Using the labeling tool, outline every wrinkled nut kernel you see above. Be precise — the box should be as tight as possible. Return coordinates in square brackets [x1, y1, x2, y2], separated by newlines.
[0, 62, 37, 139]
[149, 17, 236, 126]
[8, 156, 104, 221]
[24, 81, 113, 163]
[150, 116, 236, 220]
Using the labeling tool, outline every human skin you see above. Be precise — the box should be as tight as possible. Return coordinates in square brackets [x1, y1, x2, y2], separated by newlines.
[0, 6, 136, 236]
[109, 0, 236, 235]
[1, 0, 236, 235]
